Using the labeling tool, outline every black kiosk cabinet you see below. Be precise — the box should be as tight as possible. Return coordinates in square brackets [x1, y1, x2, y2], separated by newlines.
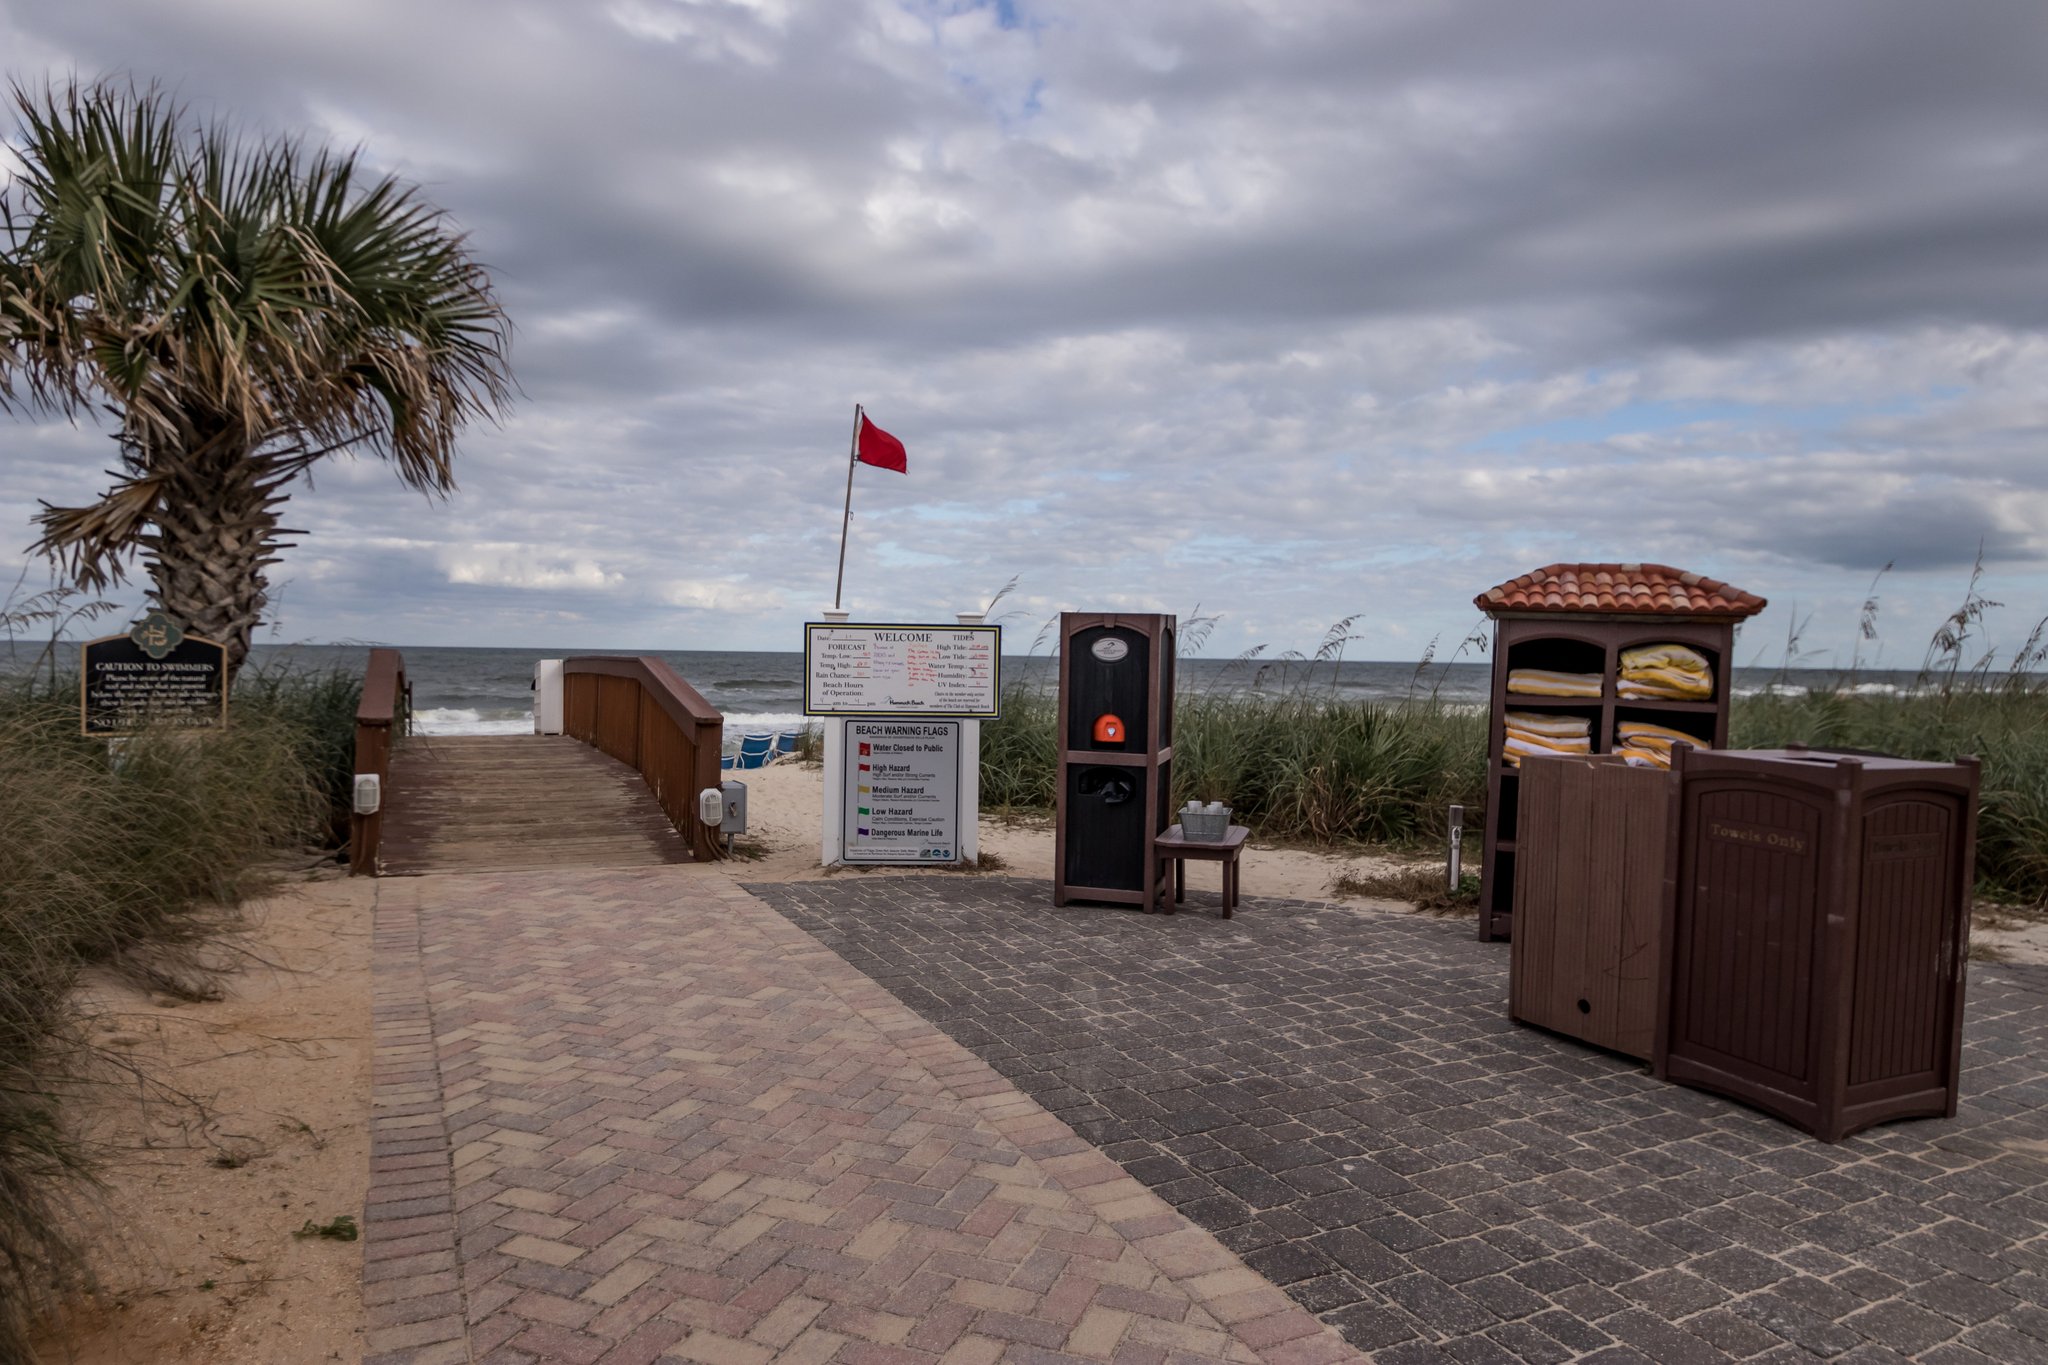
[1055, 613, 1176, 910]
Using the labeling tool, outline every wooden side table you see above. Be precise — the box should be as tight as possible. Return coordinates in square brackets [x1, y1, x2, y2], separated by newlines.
[1155, 824, 1251, 917]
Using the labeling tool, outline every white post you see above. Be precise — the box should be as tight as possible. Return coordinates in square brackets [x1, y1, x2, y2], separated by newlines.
[1446, 803, 1465, 893]
[819, 607, 851, 866]
[534, 659, 564, 734]
[956, 609, 983, 867]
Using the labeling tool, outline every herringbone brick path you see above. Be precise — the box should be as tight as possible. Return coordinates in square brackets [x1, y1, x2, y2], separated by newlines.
[755, 877, 2048, 1363]
[365, 868, 1357, 1365]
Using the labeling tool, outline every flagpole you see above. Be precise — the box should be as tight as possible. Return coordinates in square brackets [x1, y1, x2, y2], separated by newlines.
[832, 404, 862, 611]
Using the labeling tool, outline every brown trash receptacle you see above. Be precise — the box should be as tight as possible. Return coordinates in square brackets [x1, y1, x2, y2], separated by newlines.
[1511, 754, 1670, 1060]
[1655, 745, 1979, 1142]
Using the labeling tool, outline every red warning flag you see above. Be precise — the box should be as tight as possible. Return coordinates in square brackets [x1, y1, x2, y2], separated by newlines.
[856, 413, 908, 473]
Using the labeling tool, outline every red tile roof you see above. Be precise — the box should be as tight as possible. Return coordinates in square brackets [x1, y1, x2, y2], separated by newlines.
[1475, 563, 1767, 618]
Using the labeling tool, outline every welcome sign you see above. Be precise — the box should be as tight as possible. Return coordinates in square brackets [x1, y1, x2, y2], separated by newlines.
[803, 623, 1000, 718]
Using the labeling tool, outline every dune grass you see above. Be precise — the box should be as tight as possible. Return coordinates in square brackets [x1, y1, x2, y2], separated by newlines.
[0, 665, 357, 1362]
[1734, 687, 2048, 905]
[979, 684, 1487, 847]
[982, 586, 2047, 906]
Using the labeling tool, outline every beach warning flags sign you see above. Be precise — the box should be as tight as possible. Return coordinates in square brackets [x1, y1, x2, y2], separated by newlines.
[855, 412, 908, 473]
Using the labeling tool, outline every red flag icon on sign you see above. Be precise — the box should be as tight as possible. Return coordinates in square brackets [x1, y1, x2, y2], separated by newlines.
[856, 413, 908, 473]
[859, 742, 871, 756]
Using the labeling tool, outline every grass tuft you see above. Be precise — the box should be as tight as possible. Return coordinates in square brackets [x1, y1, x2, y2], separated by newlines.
[980, 685, 1485, 849]
[1330, 866, 1481, 917]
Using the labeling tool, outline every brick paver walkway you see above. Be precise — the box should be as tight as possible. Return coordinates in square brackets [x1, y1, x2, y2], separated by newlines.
[364, 868, 1358, 1365]
[752, 877, 2048, 1364]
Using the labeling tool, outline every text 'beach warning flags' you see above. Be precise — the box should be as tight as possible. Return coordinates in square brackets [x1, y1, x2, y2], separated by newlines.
[833, 404, 910, 609]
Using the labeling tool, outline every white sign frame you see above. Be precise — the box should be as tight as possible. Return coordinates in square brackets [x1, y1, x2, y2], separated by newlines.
[803, 623, 1002, 718]
[840, 720, 963, 864]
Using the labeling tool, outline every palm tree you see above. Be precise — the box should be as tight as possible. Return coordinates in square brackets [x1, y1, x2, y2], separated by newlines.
[0, 79, 511, 677]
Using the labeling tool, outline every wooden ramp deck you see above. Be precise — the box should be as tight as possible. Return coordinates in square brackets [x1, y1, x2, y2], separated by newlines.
[377, 735, 692, 875]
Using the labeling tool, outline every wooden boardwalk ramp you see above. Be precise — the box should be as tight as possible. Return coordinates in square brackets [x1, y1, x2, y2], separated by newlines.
[377, 735, 692, 875]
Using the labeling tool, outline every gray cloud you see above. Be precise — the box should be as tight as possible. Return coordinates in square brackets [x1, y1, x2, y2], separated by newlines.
[3, 0, 2046, 663]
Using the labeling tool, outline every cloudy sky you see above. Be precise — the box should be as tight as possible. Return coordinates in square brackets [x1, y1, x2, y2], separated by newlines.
[4, 0, 2046, 664]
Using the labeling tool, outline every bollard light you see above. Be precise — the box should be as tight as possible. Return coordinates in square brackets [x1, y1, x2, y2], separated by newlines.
[1446, 803, 1465, 893]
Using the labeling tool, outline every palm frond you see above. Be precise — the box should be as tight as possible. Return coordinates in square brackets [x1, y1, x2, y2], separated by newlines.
[3, 77, 510, 483]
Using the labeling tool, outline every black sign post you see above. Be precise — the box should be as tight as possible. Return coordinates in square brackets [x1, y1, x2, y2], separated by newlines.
[80, 611, 229, 737]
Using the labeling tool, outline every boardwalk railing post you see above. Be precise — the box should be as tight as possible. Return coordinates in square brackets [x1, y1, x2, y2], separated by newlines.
[351, 648, 406, 876]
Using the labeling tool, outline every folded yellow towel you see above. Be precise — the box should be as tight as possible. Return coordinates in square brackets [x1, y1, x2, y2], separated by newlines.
[1505, 731, 1592, 753]
[1618, 745, 1671, 770]
[1507, 668, 1603, 699]
[1616, 720, 1701, 750]
[1620, 665, 1712, 695]
[1617, 672, 1713, 701]
[1504, 711, 1593, 740]
[1620, 643, 1710, 676]
[1503, 733, 1591, 765]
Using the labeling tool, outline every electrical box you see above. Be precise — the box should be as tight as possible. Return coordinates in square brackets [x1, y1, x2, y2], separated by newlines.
[352, 773, 382, 816]
[719, 779, 748, 834]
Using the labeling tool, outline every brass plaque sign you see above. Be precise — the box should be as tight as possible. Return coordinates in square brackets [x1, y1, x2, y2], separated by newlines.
[81, 613, 229, 736]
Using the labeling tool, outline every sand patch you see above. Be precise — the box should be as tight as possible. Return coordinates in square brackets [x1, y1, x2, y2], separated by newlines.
[731, 757, 1428, 912]
[30, 873, 373, 1364]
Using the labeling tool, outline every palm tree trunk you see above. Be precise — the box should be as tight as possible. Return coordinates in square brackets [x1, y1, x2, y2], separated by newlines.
[144, 441, 283, 683]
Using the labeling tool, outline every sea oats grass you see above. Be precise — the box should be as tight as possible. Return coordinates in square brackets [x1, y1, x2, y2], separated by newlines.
[979, 685, 1487, 848]
[1734, 686, 2048, 906]
[0, 666, 356, 1361]
[982, 608, 2045, 906]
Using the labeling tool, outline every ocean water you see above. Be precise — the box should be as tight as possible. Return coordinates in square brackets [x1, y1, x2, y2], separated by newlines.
[235, 645, 1507, 738]
[234, 645, 1937, 739]
[6, 639, 1942, 742]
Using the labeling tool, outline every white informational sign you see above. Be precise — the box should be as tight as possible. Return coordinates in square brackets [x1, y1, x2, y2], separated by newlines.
[841, 720, 961, 863]
[804, 624, 1001, 718]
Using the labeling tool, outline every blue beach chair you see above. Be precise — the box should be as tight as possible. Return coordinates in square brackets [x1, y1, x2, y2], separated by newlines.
[774, 730, 798, 757]
[735, 732, 774, 769]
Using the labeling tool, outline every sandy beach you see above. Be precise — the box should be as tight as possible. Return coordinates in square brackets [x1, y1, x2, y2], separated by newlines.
[731, 757, 1430, 900]
[29, 875, 373, 1364]
[28, 754, 2044, 1361]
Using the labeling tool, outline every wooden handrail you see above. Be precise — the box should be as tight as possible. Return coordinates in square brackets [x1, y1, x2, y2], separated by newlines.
[562, 654, 721, 730]
[350, 647, 407, 875]
[562, 655, 725, 860]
